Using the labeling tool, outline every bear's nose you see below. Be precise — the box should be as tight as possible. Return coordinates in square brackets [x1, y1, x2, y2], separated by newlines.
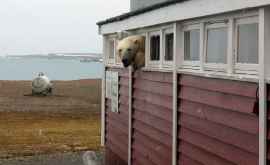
[122, 58, 129, 67]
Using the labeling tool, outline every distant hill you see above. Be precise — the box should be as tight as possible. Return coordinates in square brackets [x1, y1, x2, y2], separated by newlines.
[4, 53, 103, 62]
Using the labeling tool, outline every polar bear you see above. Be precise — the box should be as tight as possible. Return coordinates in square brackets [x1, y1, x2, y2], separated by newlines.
[117, 35, 145, 69]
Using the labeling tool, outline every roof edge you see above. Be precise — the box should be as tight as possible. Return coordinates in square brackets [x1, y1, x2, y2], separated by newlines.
[97, 0, 187, 26]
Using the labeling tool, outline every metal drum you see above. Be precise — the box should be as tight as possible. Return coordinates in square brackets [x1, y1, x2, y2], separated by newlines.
[32, 72, 52, 95]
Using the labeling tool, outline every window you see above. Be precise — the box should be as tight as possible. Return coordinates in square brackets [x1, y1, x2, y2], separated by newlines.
[108, 39, 115, 60]
[150, 34, 160, 61]
[177, 14, 259, 76]
[115, 40, 122, 65]
[184, 29, 200, 61]
[165, 33, 174, 61]
[147, 27, 174, 68]
[236, 20, 258, 64]
[206, 25, 228, 64]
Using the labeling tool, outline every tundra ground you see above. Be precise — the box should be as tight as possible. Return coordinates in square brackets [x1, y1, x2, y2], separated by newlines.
[0, 79, 101, 159]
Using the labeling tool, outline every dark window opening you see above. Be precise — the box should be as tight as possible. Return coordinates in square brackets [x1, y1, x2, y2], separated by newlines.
[150, 35, 160, 61]
[165, 33, 174, 61]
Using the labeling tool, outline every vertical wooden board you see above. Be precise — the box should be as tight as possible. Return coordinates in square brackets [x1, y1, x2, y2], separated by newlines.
[105, 68, 129, 165]
[106, 147, 128, 165]
[131, 70, 173, 165]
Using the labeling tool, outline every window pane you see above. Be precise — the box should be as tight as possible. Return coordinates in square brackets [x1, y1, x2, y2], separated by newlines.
[150, 35, 160, 61]
[165, 33, 174, 61]
[109, 40, 114, 59]
[237, 23, 258, 64]
[115, 41, 122, 63]
[206, 27, 228, 63]
[184, 30, 200, 61]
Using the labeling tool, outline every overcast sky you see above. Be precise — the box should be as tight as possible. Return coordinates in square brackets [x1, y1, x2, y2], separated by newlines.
[0, 0, 129, 55]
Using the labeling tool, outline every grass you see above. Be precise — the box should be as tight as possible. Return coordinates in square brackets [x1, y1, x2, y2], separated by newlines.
[0, 111, 101, 159]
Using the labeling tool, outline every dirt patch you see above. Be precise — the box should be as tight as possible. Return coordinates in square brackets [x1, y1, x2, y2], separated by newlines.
[0, 79, 101, 159]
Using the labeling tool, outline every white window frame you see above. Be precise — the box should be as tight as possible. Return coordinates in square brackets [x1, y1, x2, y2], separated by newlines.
[203, 21, 229, 72]
[181, 23, 201, 69]
[114, 39, 123, 66]
[105, 35, 124, 67]
[162, 28, 174, 67]
[106, 36, 116, 65]
[234, 16, 259, 75]
[148, 30, 162, 67]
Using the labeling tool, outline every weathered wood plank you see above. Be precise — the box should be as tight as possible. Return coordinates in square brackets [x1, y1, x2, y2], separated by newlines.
[133, 99, 172, 122]
[179, 74, 258, 98]
[132, 151, 156, 165]
[178, 114, 258, 154]
[133, 71, 173, 83]
[133, 109, 172, 135]
[133, 120, 172, 147]
[133, 131, 171, 160]
[179, 127, 258, 165]
[179, 100, 259, 134]
[178, 141, 235, 165]
[133, 79, 173, 97]
[179, 86, 257, 114]
[133, 90, 172, 109]
[132, 141, 171, 165]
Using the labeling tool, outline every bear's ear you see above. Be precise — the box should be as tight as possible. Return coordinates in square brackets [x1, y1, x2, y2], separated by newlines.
[134, 39, 139, 44]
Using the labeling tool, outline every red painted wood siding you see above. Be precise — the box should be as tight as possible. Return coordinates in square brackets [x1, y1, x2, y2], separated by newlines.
[104, 68, 261, 165]
[132, 71, 173, 165]
[178, 74, 259, 165]
[105, 68, 129, 165]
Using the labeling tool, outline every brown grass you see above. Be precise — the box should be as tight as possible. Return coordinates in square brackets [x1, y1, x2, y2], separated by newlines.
[0, 79, 101, 159]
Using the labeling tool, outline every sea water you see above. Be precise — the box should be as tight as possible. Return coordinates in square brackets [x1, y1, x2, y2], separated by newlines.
[0, 57, 103, 80]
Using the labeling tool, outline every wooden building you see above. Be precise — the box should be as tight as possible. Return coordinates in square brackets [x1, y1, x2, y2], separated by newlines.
[97, 0, 270, 165]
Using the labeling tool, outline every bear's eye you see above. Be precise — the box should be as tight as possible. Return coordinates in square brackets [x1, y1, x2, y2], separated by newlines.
[119, 49, 122, 52]
[127, 48, 131, 52]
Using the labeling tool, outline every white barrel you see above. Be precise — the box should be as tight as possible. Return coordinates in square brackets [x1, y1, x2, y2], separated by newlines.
[32, 73, 52, 95]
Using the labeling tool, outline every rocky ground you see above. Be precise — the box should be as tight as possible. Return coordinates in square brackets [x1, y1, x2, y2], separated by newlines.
[0, 151, 103, 165]
[0, 79, 102, 163]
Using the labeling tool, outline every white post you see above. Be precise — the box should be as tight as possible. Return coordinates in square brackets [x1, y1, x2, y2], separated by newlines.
[160, 29, 164, 68]
[145, 32, 150, 68]
[227, 18, 234, 74]
[199, 22, 205, 71]
[172, 23, 179, 165]
[101, 36, 107, 146]
[128, 66, 133, 165]
[259, 8, 267, 165]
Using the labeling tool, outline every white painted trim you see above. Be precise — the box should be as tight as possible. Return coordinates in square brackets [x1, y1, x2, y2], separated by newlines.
[163, 28, 174, 67]
[204, 21, 229, 70]
[175, 23, 183, 69]
[258, 8, 267, 165]
[199, 22, 205, 71]
[172, 22, 178, 165]
[234, 16, 259, 74]
[101, 36, 106, 146]
[182, 25, 201, 68]
[145, 32, 150, 68]
[227, 18, 234, 74]
[107, 38, 116, 64]
[128, 66, 133, 165]
[177, 68, 259, 83]
[148, 30, 162, 67]
[99, 0, 269, 34]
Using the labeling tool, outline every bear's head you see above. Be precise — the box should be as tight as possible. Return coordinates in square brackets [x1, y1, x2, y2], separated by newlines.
[117, 35, 145, 68]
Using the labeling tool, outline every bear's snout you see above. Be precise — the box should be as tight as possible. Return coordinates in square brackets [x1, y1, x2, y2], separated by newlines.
[122, 58, 130, 67]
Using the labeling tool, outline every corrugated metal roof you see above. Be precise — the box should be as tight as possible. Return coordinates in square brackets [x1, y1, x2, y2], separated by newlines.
[97, 0, 187, 26]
